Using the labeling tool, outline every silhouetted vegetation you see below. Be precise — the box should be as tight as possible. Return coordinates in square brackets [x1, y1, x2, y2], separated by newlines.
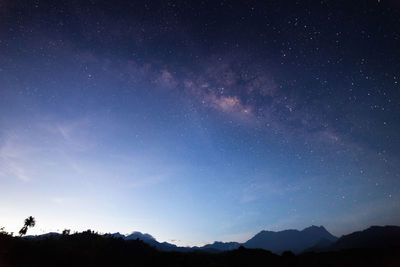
[1, 230, 400, 266]
[62, 229, 70, 235]
[18, 216, 36, 237]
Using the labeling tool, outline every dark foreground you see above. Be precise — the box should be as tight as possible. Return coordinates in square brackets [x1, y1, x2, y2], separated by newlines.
[1, 232, 399, 267]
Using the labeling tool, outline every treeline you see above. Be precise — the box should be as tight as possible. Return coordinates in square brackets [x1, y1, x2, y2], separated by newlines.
[1, 230, 400, 266]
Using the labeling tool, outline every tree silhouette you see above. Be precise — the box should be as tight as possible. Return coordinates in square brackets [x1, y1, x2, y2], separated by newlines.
[62, 229, 71, 235]
[0, 226, 9, 235]
[19, 216, 36, 237]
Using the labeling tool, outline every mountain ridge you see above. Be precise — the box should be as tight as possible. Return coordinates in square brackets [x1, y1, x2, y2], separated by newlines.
[24, 225, 400, 255]
[243, 225, 338, 254]
[325, 225, 400, 251]
[24, 225, 338, 254]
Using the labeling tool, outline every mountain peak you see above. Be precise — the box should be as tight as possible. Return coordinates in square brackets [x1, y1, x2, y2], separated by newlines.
[125, 231, 156, 241]
[244, 225, 337, 253]
[328, 225, 400, 251]
[104, 232, 125, 239]
[201, 241, 241, 251]
[302, 225, 326, 232]
[301, 225, 337, 241]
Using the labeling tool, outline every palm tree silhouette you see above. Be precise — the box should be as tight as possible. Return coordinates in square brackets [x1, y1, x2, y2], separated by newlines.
[19, 216, 36, 237]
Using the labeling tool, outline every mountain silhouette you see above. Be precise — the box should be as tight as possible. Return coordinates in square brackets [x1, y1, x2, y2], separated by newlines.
[125, 232, 156, 242]
[26, 225, 400, 255]
[201, 241, 241, 251]
[329, 225, 400, 251]
[24, 232, 61, 239]
[152, 226, 337, 254]
[122, 231, 190, 252]
[243, 225, 337, 254]
[103, 232, 125, 239]
[124, 226, 338, 254]
[3, 227, 400, 266]
[24, 226, 339, 254]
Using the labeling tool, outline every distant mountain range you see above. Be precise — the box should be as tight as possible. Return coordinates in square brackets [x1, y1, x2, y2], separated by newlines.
[104, 231, 192, 252]
[99, 225, 338, 253]
[201, 241, 241, 252]
[243, 225, 337, 254]
[308, 225, 400, 252]
[25, 225, 400, 255]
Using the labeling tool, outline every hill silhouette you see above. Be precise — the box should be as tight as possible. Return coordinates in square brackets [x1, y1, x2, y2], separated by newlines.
[104, 225, 338, 254]
[1, 227, 400, 266]
[12, 225, 344, 254]
[201, 241, 241, 251]
[243, 225, 337, 254]
[99, 226, 338, 254]
[329, 225, 400, 251]
[22, 225, 400, 256]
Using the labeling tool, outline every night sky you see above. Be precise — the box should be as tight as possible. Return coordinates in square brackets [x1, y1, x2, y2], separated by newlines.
[0, 0, 399, 246]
